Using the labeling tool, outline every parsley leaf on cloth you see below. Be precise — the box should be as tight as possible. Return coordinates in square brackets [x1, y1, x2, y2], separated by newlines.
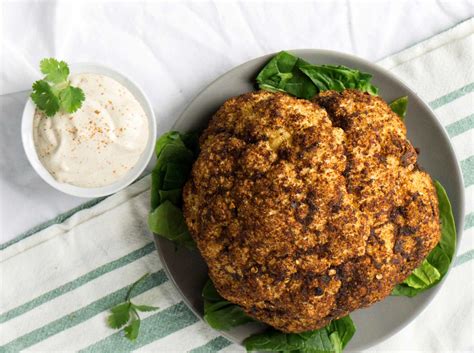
[107, 273, 159, 341]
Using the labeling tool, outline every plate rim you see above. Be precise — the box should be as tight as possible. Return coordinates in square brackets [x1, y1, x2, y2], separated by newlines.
[156, 48, 465, 350]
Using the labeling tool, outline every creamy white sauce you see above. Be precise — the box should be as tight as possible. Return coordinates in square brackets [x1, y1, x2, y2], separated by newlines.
[33, 73, 149, 188]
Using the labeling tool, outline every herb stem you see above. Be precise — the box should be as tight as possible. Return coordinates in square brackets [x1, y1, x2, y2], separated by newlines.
[126, 273, 149, 301]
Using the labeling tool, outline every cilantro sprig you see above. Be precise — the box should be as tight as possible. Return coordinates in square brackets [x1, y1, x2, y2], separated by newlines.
[107, 273, 159, 341]
[31, 58, 85, 117]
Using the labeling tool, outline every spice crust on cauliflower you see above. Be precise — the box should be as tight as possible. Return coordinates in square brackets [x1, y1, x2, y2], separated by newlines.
[183, 90, 440, 333]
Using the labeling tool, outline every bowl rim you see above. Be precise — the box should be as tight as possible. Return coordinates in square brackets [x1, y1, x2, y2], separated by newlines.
[158, 48, 465, 349]
[21, 62, 157, 198]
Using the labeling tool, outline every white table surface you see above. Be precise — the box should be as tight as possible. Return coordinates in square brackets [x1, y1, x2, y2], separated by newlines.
[1, 0, 473, 244]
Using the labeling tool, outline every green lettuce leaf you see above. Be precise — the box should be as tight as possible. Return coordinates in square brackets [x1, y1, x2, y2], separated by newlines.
[202, 278, 224, 302]
[158, 189, 182, 205]
[256, 51, 378, 99]
[205, 302, 253, 331]
[148, 201, 189, 239]
[327, 316, 356, 350]
[392, 180, 456, 297]
[299, 65, 378, 95]
[402, 259, 441, 289]
[202, 279, 253, 330]
[389, 96, 408, 119]
[256, 51, 317, 99]
[244, 316, 356, 353]
[148, 131, 198, 248]
[434, 180, 456, 262]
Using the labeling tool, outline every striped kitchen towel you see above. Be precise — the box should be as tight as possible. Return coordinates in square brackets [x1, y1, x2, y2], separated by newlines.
[1, 18, 473, 353]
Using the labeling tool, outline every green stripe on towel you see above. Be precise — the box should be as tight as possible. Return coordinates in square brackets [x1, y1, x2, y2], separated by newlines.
[454, 250, 474, 267]
[446, 113, 474, 138]
[0, 196, 107, 251]
[1, 270, 167, 352]
[0, 173, 151, 251]
[461, 156, 474, 187]
[464, 212, 474, 230]
[189, 336, 233, 353]
[0, 242, 156, 323]
[430, 82, 474, 109]
[80, 302, 198, 353]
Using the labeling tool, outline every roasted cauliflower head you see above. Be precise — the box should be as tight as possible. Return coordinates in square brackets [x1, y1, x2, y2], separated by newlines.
[182, 90, 441, 333]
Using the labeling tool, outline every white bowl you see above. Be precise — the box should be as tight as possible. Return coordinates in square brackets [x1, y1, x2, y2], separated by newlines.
[21, 63, 156, 198]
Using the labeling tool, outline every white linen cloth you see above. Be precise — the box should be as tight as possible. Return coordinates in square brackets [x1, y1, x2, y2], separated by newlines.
[1, 0, 473, 243]
[0, 2, 473, 352]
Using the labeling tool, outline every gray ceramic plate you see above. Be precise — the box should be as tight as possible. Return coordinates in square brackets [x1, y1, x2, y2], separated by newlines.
[154, 49, 465, 351]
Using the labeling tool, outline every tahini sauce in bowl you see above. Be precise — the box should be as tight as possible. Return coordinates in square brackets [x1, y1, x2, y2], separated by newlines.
[33, 73, 149, 188]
